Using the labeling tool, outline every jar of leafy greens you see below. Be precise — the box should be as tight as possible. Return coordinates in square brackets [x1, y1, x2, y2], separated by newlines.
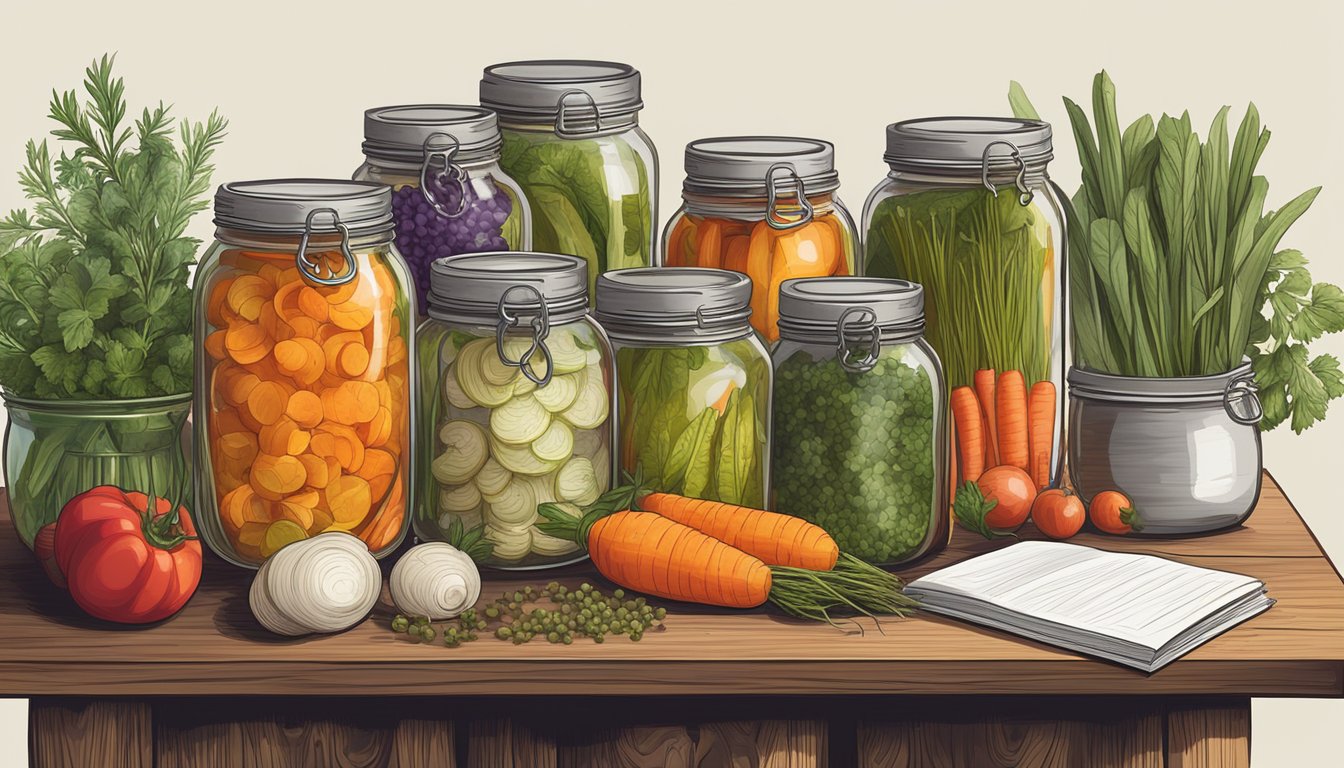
[416, 252, 615, 569]
[480, 60, 657, 299]
[862, 119, 1065, 494]
[353, 105, 530, 316]
[663, 137, 859, 342]
[771, 278, 948, 566]
[595, 268, 771, 508]
[194, 181, 415, 567]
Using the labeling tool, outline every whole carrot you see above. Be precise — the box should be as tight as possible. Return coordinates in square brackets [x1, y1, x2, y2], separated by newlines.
[973, 369, 999, 466]
[1027, 381, 1057, 490]
[996, 370, 1029, 472]
[537, 505, 916, 624]
[949, 387, 986, 483]
[640, 493, 839, 571]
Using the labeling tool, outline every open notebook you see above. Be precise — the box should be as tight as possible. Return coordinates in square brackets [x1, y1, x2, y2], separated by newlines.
[905, 541, 1274, 672]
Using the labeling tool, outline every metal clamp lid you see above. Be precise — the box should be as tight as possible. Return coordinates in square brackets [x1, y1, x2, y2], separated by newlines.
[594, 268, 754, 343]
[981, 140, 1034, 206]
[765, 164, 815, 230]
[295, 209, 358, 287]
[776, 277, 926, 347]
[419, 133, 469, 218]
[480, 60, 643, 135]
[426, 252, 590, 326]
[1224, 374, 1264, 425]
[496, 285, 553, 387]
[835, 306, 881, 373]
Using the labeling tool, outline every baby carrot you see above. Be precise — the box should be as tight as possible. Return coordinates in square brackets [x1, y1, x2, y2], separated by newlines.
[950, 386, 986, 482]
[639, 492, 838, 571]
[1027, 381, 1057, 490]
[996, 370, 1029, 472]
[973, 369, 999, 466]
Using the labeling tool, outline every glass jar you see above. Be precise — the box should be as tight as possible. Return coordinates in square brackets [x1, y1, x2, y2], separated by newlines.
[353, 105, 530, 315]
[416, 252, 616, 569]
[2, 394, 192, 550]
[663, 137, 860, 342]
[862, 118, 1065, 491]
[771, 278, 948, 566]
[595, 268, 771, 508]
[480, 60, 658, 297]
[193, 180, 414, 567]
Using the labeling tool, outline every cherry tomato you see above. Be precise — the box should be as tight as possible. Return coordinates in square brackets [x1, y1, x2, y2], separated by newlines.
[978, 466, 1035, 531]
[1089, 490, 1143, 535]
[1031, 488, 1086, 539]
[54, 486, 202, 624]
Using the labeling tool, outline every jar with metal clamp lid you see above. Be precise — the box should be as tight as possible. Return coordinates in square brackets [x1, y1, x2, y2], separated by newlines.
[481, 60, 658, 296]
[353, 105, 530, 316]
[770, 277, 948, 566]
[862, 118, 1066, 493]
[662, 136, 860, 342]
[595, 268, 771, 508]
[193, 180, 415, 567]
[416, 252, 615, 569]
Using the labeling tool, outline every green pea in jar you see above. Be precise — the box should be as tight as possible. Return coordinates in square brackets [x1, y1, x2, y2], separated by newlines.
[770, 278, 949, 567]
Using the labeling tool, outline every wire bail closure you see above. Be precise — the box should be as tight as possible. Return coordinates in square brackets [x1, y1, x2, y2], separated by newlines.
[1223, 374, 1264, 425]
[420, 132, 469, 218]
[981, 140, 1034, 206]
[555, 89, 601, 138]
[496, 285, 553, 386]
[835, 306, 881, 373]
[296, 208, 358, 287]
[765, 163, 815, 230]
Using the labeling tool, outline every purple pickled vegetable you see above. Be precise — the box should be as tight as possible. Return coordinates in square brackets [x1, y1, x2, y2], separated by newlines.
[392, 172, 513, 313]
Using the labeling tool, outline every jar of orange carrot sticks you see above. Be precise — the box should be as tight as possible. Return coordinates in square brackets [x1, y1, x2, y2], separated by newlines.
[661, 137, 860, 342]
[193, 180, 415, 567]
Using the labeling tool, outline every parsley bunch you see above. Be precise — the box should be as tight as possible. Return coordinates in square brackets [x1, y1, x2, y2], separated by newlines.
[0, 55, 226, 400]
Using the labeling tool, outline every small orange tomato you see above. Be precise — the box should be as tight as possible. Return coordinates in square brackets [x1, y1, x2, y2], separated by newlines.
[978, 466, 1035, 531]
[1031, 488, 1086, 540]
[1089, 490, 1143, 535]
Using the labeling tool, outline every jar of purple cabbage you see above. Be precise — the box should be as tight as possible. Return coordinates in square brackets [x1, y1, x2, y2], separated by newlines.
[355, 105, 531, 314]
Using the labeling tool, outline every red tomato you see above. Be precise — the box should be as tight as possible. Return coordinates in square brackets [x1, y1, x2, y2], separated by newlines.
[54, 486, 202, 624]
[1089, 490, 1143, 535]
[978, 466, 1035, 531]
[1030, 489, 1086, 539]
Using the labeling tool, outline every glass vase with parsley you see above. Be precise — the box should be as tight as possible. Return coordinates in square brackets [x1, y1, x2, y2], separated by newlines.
[0, 55, 226, 549]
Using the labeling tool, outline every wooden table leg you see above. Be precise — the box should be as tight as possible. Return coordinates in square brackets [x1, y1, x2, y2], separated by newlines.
[29, 698, 151, 768]
[1165, 700, 1250, 768]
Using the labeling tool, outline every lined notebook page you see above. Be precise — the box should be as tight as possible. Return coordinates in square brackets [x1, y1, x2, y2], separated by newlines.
[907, 541, 1266, 652]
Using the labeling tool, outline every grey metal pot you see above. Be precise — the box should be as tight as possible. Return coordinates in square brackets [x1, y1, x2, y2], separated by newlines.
[1067, 363, 1263, 535]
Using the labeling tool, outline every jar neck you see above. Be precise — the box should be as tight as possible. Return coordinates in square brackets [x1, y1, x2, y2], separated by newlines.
[497, 113, 640, 138]
[885, 166, 1051, 190]
[361, 153, 501, 177]
[682, 191, 840, 221]
[213, 226, 391, 252]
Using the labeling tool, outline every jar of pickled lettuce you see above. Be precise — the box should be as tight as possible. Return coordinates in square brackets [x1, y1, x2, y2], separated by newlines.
[662, 137, 859, 341]
[194, 180, 415, 567]
[353, 105, 531, 315]
[416, 252, 615, 569]
[595, 268, 771, 508]
[480, 60, 658, 298]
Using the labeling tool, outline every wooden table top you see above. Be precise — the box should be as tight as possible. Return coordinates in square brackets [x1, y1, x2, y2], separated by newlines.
[0, 472, 1341, 699]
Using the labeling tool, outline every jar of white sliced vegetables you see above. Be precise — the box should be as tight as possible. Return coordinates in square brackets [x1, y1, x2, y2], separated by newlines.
[416, 252, 615, 568]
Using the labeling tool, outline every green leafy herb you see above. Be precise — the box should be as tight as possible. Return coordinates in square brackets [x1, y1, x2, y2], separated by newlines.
[1010, 72, 1340, 432]
[0, 55, 226, 400]
[952, 482, 1015, 541]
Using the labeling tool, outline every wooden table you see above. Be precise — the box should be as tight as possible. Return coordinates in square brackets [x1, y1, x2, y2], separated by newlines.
[2, 472, 1342, 767]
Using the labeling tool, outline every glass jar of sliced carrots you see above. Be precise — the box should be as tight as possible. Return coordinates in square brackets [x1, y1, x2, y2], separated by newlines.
[662, 137, 859, 342]
[416, 252, 616, 569]
[595, 268, 772, 508]
[771, 278, 949, 567]
[861, 119, 1065, 493]
[193, 180, 414, 568]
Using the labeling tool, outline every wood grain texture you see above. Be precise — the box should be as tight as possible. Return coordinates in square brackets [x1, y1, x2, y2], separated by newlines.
[695, 720, 828, 768]
[560, 726, 695, 768]
[469, 719, 556, 768]
[1166, 702, 1250, 768]
[1, 473, 1342, 698]
[154, 713, 393, 767]
[388, 719, 456, 768]
[858, 711, 1163, 768]
[29, 699, 151, 768]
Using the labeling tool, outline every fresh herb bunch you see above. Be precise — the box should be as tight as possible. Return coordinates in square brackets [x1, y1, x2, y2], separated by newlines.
[0, 55, 226, 400]
[1011, 72, 1343, 432]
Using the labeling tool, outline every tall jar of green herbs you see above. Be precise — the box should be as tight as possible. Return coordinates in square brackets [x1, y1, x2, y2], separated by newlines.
[595, 268, 771, 508]
[481, 60, 658, 301]
[862, 119, 1065, 493]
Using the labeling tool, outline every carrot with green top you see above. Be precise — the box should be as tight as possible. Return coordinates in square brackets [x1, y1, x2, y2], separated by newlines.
[949, 387, 986, 483]
[973, 369, 999, 466]
[639, 493, 838, 571]
[996, 370, 1029, 472]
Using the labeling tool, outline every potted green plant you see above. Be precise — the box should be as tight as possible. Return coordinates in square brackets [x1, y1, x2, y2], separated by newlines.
[0, 55, 226, 548]
[1011, 72, 1342, 534]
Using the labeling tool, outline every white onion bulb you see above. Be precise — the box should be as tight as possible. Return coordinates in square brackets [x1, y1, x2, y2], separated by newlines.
[389, 542, 482, 621]
[249, 533, 381, 636]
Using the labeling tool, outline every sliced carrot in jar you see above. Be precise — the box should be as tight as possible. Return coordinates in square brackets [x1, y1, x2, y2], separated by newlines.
[287, 315, 321, 340]
[221, 484, 268, 530]
[277, 494, 317, 530]
[325, 475, 372, 530]
[218, 431, 259, 466]
[664, 217, 695, 267]
[286, 390, 324, 428]
[694, 218, 725, 269]
[225, 324, 271, 365]
[328, 299, 374, 331]
[250, 453, 308, 500]
[338, 343, 370, 377]
[744, 221, 776, 339]
[357, 406, 393, 448]
[237, 521, 269, 549]
[245, 380, 289, 426]
[226, 275, 270, 320]
[224, 372, 261, 407]
[722, 235, 751, 274]
[259, 417, 300, 456]
[296, 453, 332, 488]
[273, 339, 310, 376]
[257, 264, 285, 287]
[212, 407, 247, 437]
[206, 278, 234, 328]
[260, 520, 308, 558]
[297, 287, 331, 322]
[204, 330, 229, 361]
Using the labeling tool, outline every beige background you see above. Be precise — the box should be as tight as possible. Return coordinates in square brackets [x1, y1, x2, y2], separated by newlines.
[0, 0, 1338, 763]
